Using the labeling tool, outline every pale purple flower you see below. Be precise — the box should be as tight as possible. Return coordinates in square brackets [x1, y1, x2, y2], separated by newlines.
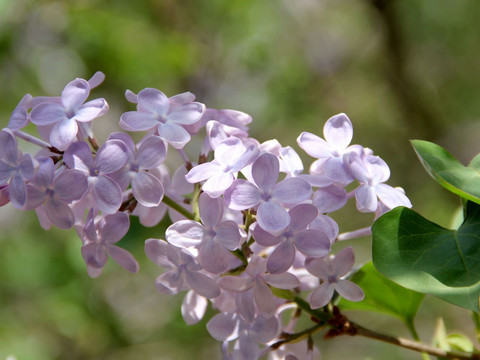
[218, 256, 299, 318]
[0, 129, 36, 208]
[312, 184, 347, 213]
[108, 133, 166, 207]
[64, 140, 128, 214]
[120, 87, 205, 149]
[166, 193, 242, 274]
[225, 153, 312, 232]
[144, 238, 220, 298]
[185, 137, 259, 198]
[309, 214, 339, 244]
[25, 157, 87, 229]
[30, 76, 108, 150]
[346, 151, 412, 212]
[207, 311, 279, 360]
[251, 204, 331, 274]
[305, 246, 364, 309]
[80, 210, 139, 278]
[182, 290, 208, 325]
[8, 94, 33, 130]
[297, 113, 363, 185]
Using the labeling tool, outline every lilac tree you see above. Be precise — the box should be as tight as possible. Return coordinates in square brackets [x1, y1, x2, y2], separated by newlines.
[2, 72, 480, 360]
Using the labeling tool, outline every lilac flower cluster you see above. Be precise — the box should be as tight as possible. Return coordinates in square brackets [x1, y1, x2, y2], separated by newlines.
[0, 72, 411, 359]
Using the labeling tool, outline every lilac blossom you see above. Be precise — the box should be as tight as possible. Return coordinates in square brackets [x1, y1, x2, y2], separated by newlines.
[218, 256, 299, 318]
[144, 239, 220, 298]
[30, 76, 108, 150]
[108, 133, 166, 207]
[346, 151, 412, 212]
[207, 311, 279, 360]
[182, 290, 208, 325]
[25, 157, 87, 229]
[225, 153, 312, 232]
[251, 204, 331, 274]
[80, 210, 139, 278]
[8, 94, 33, 130]
[166, 193, 243, 274]
[185, 137, 259, 198]
[0, 129, 36, 208]
[119, 87, 205, 149]
[297, 113, 363, 184]
[64, 139, 128, 214]
[305, 246, 364, 309]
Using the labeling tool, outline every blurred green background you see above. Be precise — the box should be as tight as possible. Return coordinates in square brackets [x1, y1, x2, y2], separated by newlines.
[1, 0, 480, 359]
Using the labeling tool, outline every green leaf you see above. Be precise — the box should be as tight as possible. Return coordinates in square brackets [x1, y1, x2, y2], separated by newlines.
[372, 202, 480, 312]
[338, 262, 424, 327]
[411, 140, 480, 204]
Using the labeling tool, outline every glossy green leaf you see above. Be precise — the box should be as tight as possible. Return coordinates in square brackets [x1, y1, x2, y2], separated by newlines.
[372, 202, 480, 312]
[411, 140, 480, 204]
[338, 262, 424, 327]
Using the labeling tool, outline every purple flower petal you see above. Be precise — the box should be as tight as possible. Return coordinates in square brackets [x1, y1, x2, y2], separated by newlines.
[81, 243, 108, 269]
[91, 175, 123, 214]
[198, 193, 223, 228]
[75, 98, 108, 122]
[132, 171, 164, 207]
[207, 313, 239, 342]
[218, 276, 251, 292]
[54, 169, 88, 202]
[185, 162, 222, 184]
[100, 212, 130, 244]
[168, 102, 205, 125]
[267, 240, 296, 274]
[9, 172, 27, 208]
[30, 103, 66, 126]
[263, 272, 300, 289]
[106, 245, 139, 273]
[61, 78, 90, 111]
[309, 282, 335, 309]
[157, 122, 191, 149]
[182, 290, 208, 325]
[253, 277, 276, 317]
[95, 140, 128, 174]
[215, 221, 241, 250]
[44, 195, 75, 229]
[252, 153, 279, 191]
[199, 238, 229, 274]
[144, 238, 180, 268]
[297, 132, 331, 159]
[335, 279, 364, 302]
[137, 88, 170, 115]
[50, 118, 78, 150]
[355, 184, 378, 212]
[256, 201, 290, 232]
[287, 204, 318, 232]
[224, 180, 261, 210]
[166, 220, 204, 248]
[376, 183, 412, 209]
[136, 135, 167, 168]
[323, 113, 353, 151]
[294, 229, 331, 258]
[271, 177, 311, 205]
[312, 185, 347, 213]
[184, 270, 220, 298]
[120, 111, 159, 131]
[64, 141, 94, 172]
[332, 246, 355, 277]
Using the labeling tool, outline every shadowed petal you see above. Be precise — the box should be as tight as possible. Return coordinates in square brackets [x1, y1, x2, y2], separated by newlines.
[309, 282, 335, 309]
[335, 279, 364, 302]
[267, 240, 296, 274]
[257, 201, 290, 232]
[252, 153, 279, 191]
[107, 245, 139, 273]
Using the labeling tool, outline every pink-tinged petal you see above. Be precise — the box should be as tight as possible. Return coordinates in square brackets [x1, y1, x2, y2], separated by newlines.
[62, 78, 90, 110]
[132, 171, 164, 207]
[30, 103, 66, 125]
[218, 276, 251, 292]
[202, 172, 234, 198]
[106, 245, 139, 273]
[45, 195, 75, 229]
[166, 220, 204, 248]
[198, 193, 223, 228]
[257, 201, 290, 232]
[251, 223, 281, 246]
[9, 172, 27, 209]
[168, 102, 205, 125]
[224, 180, 261, 210]
[215, 221, 241, 250]
[323, 113, 353, 151]
[355, 184, 378, 213]
[0, 129, 18, 164]
[253, 277, 276, 318]
[95, 140, 128, 174]
[309, 215, 339, 243]
[182, 290, 208, 325]
[294, 230, 331, 258]
[335, 279, 364, 302]
[185, 162, 221, 184]
[312, 185, 347, 213]
[64, 141, 93, 172]
[120, 111, 159, 131]
[91, 176, 123, 214]
[263, 272, 300, 289]
[332, 246, 355, 277]
[50, 118, 78, 150]
[157, 122, 191, 149]
[75, 98, 108, 122]
[137, 88, 170, 115]
[207, 313, 240, 342]
[309, 282, 335, 309]
[54, 169, 88, 202]
[297, 132, 332, 159]
[271, 177, 311, 205]
[184, 270, 220, 298]
[199, 238, 229, 274]
[267, 240, 296, 274]
[288, 204, 318, 232]
[136, 135, 167, 169]
[145, 238, 180, 268]
[81, 243, 107, 269]
[376, 184, 412, 209]
[251, 315, 279, 344]
[155, 270, 183, 295]
[252, 153, 279, 191]
[100, 212, 130, 244]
